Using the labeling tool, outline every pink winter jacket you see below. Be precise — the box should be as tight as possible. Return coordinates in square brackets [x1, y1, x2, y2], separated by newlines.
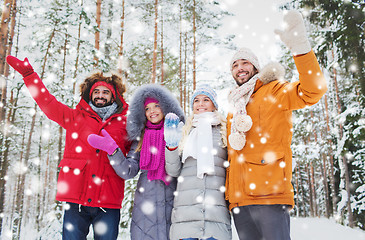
[23, 72, 130, 209]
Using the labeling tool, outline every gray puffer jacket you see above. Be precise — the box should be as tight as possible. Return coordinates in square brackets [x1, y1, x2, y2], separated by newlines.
[109, 84, 185, 240]
[165, 126, 232, 240]
[109, 141, 177, 240]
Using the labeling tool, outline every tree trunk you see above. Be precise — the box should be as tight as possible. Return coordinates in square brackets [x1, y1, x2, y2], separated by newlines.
[72, 0, 84, 100]
[15, 104, 38, 237]
[0, 0, 16, 233]
[321, 152, 330, 218]
[179, 2, 183, 106]
[160, 8, 164, 84]
[295, 165, 300, 217]
[11, 124, 25, 237]
[36, 120, 43, 231]
[183, 32, 187, 114]
[324, 94, 337, 216]
[310, 162, 318, 217]
[94, 0, 101, 67]
[332, 49, 354, 227]
[192, 0, 196, 90]
[0, 0, 12, 76]
[118, 0, 125, 75]
[151, 0, 159, 83]
[307, 164, 314, 217]
[105, 1, 113, 62]
[4, 0, 17, 78]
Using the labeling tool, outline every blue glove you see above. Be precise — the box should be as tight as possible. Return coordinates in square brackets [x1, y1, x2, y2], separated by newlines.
[164, 113, 184, 148]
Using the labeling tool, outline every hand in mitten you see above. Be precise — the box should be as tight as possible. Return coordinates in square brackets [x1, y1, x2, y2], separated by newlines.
[274, 10, 311, 55]
[87, 129, 119, 155]
[6, 56, 35, 77]
[164, 113, 184, 148]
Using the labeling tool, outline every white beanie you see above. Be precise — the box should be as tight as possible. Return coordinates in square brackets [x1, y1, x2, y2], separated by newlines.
[230, 47, 261, 72]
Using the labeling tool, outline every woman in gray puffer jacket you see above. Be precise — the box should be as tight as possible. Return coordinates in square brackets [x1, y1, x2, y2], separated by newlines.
[103, 84, 185, 240]
[165, 85, 232, 240]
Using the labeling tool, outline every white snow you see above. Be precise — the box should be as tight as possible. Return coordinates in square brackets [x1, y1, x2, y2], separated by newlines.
[230, 217, 365, 240]
[290, 217, 365, 240]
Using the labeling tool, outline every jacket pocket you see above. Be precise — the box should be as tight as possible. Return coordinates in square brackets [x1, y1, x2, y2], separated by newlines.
[57, 158, 88, 199]
[244, 152, 286, 196]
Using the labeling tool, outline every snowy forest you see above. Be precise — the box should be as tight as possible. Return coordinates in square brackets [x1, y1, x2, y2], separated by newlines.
[0, 0, 364, 239]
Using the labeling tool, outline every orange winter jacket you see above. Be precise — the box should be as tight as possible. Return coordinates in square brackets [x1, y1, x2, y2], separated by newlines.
[225, 51, 327, 210]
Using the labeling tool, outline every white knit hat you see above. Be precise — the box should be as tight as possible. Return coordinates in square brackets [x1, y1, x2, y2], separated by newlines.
[230, 47, 261, 72]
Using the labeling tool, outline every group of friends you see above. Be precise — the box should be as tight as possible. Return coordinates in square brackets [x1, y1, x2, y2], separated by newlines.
[6, 10, 327, 240]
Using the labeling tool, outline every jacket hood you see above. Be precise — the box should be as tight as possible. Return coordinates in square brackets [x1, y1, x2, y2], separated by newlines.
[127, 84, 185, 141]
[258, 62, 285, 85]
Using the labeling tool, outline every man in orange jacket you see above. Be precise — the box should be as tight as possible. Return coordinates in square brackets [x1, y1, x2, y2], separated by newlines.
[225, 10, 327, 240]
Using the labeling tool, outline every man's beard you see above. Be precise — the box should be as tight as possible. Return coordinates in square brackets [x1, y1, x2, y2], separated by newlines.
[92, 98, 114, 108]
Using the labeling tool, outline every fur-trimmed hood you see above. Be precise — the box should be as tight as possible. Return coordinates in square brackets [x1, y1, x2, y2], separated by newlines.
[257, 62, 286, 85]
[127, 84, 185, 141]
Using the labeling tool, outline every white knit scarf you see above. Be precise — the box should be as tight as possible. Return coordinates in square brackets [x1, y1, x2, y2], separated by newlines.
[182, 112, 221, 179]
[228, 74, 258, 150]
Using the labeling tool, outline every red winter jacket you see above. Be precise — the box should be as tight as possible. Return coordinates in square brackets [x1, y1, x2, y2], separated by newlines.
[23, 72, 130, 209]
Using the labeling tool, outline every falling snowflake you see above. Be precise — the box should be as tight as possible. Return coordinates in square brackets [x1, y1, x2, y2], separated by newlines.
[150, 146, 158, 155]
[93, 176, 102, 185]
[177, 176, 184, 183]
[233, 207, 240, 214]
[13, 161, 28, 175]
[72, 132, 78, 139]
[94, 221, 108, 236]
[63, 166, 70, 173]
[223, 161, 230, 168]
[74, 168, 81, 175]
[141, 201, 155, 215]
[64, 203, 71, 210]
[57, 181, 69, 194]
[75, 146, 82, 153]
[65, 222, 74, 232]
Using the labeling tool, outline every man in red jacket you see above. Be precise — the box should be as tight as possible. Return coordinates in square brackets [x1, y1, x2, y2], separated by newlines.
[6, 56, 132, 240]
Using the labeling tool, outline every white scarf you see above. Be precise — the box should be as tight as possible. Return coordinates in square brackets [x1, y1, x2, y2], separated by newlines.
[228, 74, 258, 150]
[182, 112, 221, 179]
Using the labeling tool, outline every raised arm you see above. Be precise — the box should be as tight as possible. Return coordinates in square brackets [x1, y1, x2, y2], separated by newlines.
[6, 56, 76, 128]
[272, 10, 327, 110]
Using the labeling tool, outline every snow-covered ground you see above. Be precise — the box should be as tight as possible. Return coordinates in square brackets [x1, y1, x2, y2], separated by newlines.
[231, 217, 365, 240]
[290, 217, 365, 240]
[4, 216, 364, 239]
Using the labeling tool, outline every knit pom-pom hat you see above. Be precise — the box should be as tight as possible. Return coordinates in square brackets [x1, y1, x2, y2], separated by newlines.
[190, 84, 218, 110]
[230, 47, 261, 72]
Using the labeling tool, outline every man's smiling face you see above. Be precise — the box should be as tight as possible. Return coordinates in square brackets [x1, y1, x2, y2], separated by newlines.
[232, 59, 258, 86]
